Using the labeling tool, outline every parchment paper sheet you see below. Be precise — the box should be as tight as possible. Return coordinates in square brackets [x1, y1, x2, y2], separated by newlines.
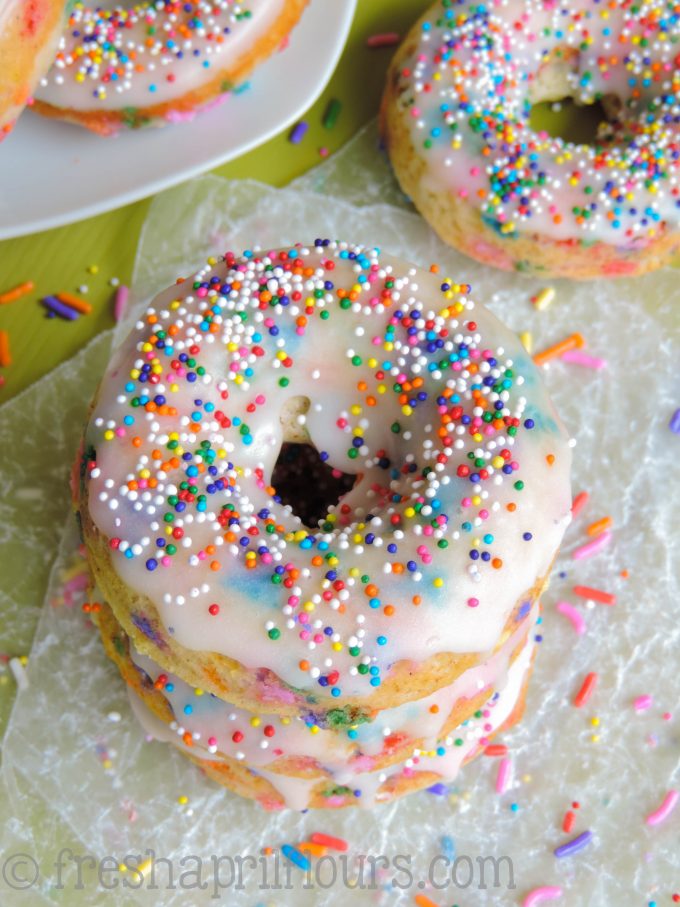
[1, 122, 678, 906]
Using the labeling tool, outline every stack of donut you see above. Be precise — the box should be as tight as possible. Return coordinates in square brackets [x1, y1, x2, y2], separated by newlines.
[381, 0, 680, 278]
[76, 240, 572, 808]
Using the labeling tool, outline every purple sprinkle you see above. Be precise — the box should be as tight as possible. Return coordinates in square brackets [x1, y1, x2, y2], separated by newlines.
[427, 783, 448, 795]
[41, 296, 80, 321]
[554, 830, 593, 858]
[289, 120, 308, 144]
[669, 408, 680, 434]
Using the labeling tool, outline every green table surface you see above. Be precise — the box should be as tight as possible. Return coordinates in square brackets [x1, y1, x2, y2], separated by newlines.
[0, 0, 433, 402]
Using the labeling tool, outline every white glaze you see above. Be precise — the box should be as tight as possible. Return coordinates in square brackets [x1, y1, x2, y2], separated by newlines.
[36, 0, 285, 112]
[86, 242, 571, 700]
[396, 0, 680, 245]
[127, 602, 538, 770]
[129, 619, 537, 808]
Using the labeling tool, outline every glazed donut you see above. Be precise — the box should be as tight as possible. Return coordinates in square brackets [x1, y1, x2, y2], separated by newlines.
[76, 240, 571, 807]
[32, 0, 308, 135]
[0, 0, 69, 140]
[381, 0, 680, 279]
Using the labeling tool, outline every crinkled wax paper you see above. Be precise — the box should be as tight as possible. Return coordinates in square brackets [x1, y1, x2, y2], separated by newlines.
[1, 122, 679, 907]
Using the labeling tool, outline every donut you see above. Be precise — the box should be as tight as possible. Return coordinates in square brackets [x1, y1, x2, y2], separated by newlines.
[76, 240, 572, 807]
[381, 0, 680, 279]
[32, 0, 308, 135]
[0, 0, 70, 140]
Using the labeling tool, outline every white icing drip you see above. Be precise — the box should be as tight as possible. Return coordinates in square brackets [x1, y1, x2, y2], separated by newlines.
[127, 602, 538, 769]
[129, 626, 537, 808]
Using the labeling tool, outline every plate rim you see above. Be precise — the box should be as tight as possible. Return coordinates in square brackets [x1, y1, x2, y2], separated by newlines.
[0, 0, 357, 240]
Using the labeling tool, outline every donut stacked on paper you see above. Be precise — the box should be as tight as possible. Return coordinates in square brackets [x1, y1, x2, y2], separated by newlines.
[76, 241, 572, 809]
[381, 0, 680, 278]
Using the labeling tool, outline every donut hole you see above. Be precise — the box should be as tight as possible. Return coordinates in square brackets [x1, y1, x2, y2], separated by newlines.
[270, 443, 357, 528]
[529, 97, 612, 146]
[528, 51, 621, 145]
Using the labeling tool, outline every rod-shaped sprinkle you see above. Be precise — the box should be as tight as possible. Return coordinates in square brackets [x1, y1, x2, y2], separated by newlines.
[554, 830, 593, 858]
[646, 790, 679, 827]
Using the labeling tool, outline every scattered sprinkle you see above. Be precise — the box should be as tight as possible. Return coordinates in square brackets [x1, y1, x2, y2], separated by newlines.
[554, 830, 593, 858]
[574, 672, 598, 708]
[113, 285, 129, 322]
[366, 31, 400, 48]
[573, 585, 616, 606]
[531, 287, 555, 311]
[0, 280, 34, 304]
[561, 349, 607, 370]
[586, 516, 612, 537]
[570, 491, 589, 518]
[0, 330, 11, 367]
[56, 292, 93, 315]
[309, 832, 348, 852]
[496, 756, 512, 794]
[572, 530, 612, 561]
[281, 843, 311, 871]
[556, 601, 586, 636]
[645, 790, 679, 827]
[323, 98, 342, 130]
[41, 295, 80, 321]
[533, 333, 585, 367]
[523, 886, 563, 907]
[669, 409, 680, 434]
[289, 121, 308, 144]
[634, 695, 653, 713]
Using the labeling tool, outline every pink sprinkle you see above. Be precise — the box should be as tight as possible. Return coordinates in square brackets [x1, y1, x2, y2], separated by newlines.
[571, 490, 589, 517]
[495, 757, 512, 794]
[634, 695, 653, 712]
[366, 31, 400, 48]
[523, 887, 563, 907]
[645, 789, 679, 826]
[572, 530, 612, 560]
[561, 349, 607, 369]
[556, 601, 586, 635]
[113, 285, 129, 322]
[467, 597, 479, 608]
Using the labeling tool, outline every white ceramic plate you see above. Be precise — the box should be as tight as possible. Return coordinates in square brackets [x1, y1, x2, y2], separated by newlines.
[0, 0, 356, 240]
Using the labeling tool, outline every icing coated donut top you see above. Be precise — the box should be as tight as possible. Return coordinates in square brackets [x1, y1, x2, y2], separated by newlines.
[392, 0, 680, 245]
[36, 0, 284, 111]
[85, 241, 571, 699]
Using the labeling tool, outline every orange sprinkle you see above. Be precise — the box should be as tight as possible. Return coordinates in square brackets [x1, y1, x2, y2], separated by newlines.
[0, 330, 11, 367]
[586, 516, 612, 537]
[533, 333, 585, 366]
[383, 605, 395, 616]
[415, 895, 440, 907]
[0, 280, 34, 304]
[492, 558, 503, 569]
[412, 595, 422, 606]
[209, 561, 221, 571]
[56, 292, 92, 315]
[546, 453, 555, 465]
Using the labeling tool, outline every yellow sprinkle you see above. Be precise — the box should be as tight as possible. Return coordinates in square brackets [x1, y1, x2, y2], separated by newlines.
[177, 795, 189, 805]
[433, 577, 444, 588]
[532, 287, 556, 311]
[591, 717, 600, 727]
[519, 331, 533, 353]
[250, 717, 261, 727]
[104, 430, 114, 441]
[88, 265, 99, 274]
